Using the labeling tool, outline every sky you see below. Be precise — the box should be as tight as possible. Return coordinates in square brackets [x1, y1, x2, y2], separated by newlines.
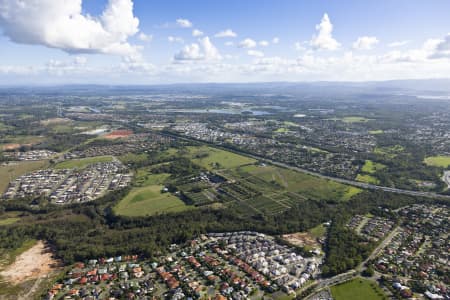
[0, 0, 450, 85]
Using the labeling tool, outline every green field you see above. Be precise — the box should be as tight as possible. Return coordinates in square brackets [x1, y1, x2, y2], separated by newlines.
[374, 145, 404, 158]
[188, 146, 256, 170]
[0, 218, 20, 226]
[342, 116, 371, 123]
[0, 135, 45, 147]
[361, 160, 386, 174]
[134, 170, 171, 187]
[118, 153, 148, 165]
[369, 130, 384, 135]
[424, 156, 450, 168]
[0, 160, 49, 192]
[356, 174, 379, 184]
[275, 127, 290, 133]
[331, 278, 387, 300]
[238, 164, 361, 202]
[54, 155, 114, 169]
[308, 224, 326, 238]
[114, 185, 192, 216]
[328, 116, 370, 123]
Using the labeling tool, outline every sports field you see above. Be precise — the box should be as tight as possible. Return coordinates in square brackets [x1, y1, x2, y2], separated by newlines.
[114, 185, 192, 216]
[331, 278, 387, 300]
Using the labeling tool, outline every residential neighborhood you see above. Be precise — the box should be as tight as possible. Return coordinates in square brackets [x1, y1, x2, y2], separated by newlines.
[371, 205, 449, 299]
[2, 161, 132, 204]
[44, 231, 324, 300]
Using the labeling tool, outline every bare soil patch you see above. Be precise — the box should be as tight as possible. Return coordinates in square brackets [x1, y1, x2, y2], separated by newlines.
[104, 129, 133, 139]
[2, 144, 21, 151]
[282, 232, 320, 249]
[0, 241, 60, 284]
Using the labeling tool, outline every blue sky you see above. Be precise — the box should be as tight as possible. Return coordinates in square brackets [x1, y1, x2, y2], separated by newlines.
[0, 0, 450, 84]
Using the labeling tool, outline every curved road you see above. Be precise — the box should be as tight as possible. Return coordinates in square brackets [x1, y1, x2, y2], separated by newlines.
[161, 131, 450, 201]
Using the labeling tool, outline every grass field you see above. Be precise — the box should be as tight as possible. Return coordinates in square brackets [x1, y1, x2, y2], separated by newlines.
[118, 153, 149, 166]
[361, 160, 386, 174]
[238, 164, 361, 202]
[308, 224, 326, 238]
[0, 218, 20, 226]
[54, 155, 113, 169]
[424, 155, 450, 168]
[0, 160, 49, 192]
[342, 116, 371, 123]
[328, 117, 370, 123]
[188, 146, 256, 170]
[374, 145, 404, 158]
[331, 278, 387, 300]
[369, 130, 384, 135]
[356, 174, 380, 184]
[114, 185, 192, 216]
[135, 170, 171, 187]
[275, 127, 290, 133]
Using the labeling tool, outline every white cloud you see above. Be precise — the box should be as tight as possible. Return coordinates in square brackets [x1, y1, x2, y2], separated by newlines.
[192, 29, 204, 37]
[0, 0, 140, 57]
[174, 36, 221, 61]
[388, 40, 410, 48]
[381, 39, 441, 63]
[168, 36, 184, 43]
[174, 44, 203, 60]
[215, 29, 237, 38]
[176, 18, 192, 28]
[238, 38, 257, 48]
[201, 37, 221, 60]
[352, 36, 379, 50]
[429, 34, 450, 59]
[138, 32, 152, 42]
[247, 50, 264, 57]
[272, 37, 280, 44]
[259, 40, 269, 47]
[225, 41, 234, 46]
[310, 13, 340, 50]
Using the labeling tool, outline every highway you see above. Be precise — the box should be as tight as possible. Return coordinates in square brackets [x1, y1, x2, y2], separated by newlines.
[161, 131, 450, 201]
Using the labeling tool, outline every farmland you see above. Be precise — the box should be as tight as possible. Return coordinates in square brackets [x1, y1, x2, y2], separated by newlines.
[424, 155, 450, 168]
[330, 278, 387, 300]
[114, 185, 192, 217]
[236, 164, 361, 202]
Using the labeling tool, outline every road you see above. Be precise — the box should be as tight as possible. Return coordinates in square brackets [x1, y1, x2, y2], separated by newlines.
[160, 131, 450, 201]
[359, 226, 400, 270]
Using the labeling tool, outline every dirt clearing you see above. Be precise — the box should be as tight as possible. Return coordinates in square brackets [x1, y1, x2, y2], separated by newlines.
[282, 232, 321, 249]
[0, 241, 60, 284]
